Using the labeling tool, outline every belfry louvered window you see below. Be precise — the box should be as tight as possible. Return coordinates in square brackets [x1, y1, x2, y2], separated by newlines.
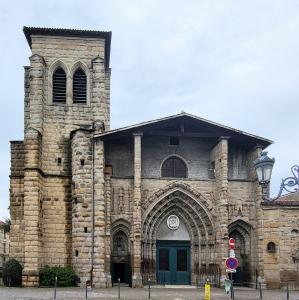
[73, 68, 87, 103]
[52, 67, 67, 103]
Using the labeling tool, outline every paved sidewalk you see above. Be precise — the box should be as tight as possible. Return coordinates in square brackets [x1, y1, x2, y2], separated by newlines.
[1, 286, 299, 300]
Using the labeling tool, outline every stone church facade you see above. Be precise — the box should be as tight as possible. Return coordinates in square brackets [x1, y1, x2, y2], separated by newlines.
[9, 27, 299, 289]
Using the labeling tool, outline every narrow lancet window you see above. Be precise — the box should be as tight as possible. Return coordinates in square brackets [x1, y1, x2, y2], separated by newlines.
[53, 67, 67, 103]
[73, 68, 87, 104]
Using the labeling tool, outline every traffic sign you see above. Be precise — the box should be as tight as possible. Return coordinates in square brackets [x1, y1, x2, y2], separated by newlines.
[229, 238, 235, 250]
[225, 257, 238, 270]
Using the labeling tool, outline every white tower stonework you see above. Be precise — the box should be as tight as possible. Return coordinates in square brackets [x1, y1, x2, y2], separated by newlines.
[9, 27, 299, 289]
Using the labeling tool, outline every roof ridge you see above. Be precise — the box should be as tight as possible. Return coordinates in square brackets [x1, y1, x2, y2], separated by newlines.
[94, 112, 273, 146]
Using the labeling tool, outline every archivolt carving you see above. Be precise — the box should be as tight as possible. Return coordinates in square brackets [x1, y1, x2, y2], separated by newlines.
[111, 218, 131, 239]
[142, 185, 215, 246]
[144, 181, 212, 213]
[228, 219, 251, 236]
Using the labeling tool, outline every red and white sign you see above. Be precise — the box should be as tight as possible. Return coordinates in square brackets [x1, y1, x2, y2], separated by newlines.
[229, 238, 235, 250]
[226, 257, 238, 271]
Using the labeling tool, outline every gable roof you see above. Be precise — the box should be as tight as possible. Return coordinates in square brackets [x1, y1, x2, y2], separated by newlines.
[95, 112, 273, 148]
[23, 26, 112, 68]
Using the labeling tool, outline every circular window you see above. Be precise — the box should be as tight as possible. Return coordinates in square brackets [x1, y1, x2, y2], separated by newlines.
[291, 229, 299, 237]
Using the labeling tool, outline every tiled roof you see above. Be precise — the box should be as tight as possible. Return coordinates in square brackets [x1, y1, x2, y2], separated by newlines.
[23, 26, 112, 68]
[263, 193, 299, 206]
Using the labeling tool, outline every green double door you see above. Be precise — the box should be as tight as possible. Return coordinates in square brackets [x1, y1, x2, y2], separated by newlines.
[156, 240, 190, 285]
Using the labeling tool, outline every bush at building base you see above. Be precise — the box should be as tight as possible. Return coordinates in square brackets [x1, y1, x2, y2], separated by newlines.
[3, 259, 22, 287]
[39, 266, 77, 287]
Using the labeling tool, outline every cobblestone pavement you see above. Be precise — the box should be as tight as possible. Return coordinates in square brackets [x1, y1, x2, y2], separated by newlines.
[1, 286, 299, 300]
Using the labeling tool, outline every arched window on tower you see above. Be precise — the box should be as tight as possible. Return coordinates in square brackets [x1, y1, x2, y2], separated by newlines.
[161, 156, 187, 178]
[267, 242, 276, 253]
[52, 67, 67, 103]
[73, 68, 87, 104]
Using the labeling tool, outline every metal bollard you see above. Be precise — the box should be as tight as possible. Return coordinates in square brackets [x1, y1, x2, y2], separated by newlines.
[287, 283, 289, 300]
[118, 278, 120, 299]
[230, 282, 234, 300]
[54, 275, 57, 300]
[259, 282, 263, 299]
[148, 277, 151, 299]
[85, 283, 88, 299]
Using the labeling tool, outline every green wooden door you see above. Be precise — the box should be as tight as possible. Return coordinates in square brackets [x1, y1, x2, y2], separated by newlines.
[156, 240, 190, 285]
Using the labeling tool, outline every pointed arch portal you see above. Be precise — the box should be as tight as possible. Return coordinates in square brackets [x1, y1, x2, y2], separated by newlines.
[111, 220, 131, 285]
[141, 184, 219, 285]
[228, 219, 252, 286]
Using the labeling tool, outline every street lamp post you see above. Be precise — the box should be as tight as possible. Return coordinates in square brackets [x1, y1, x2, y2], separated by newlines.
[253, 151, 299, 202]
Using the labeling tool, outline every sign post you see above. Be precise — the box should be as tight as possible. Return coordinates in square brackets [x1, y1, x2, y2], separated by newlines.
[225, 238, 238, 299]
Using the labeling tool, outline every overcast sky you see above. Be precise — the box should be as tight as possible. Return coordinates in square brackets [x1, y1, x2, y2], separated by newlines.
[0, 0, 298, 220]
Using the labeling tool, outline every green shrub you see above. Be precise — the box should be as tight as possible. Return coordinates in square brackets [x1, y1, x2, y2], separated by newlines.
[3, 259, 22, 287]
[39, 266, 77, 287]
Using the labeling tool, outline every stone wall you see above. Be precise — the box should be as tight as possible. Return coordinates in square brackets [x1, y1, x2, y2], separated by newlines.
[262, 206, 299, 288]
[42, 177, 72, 266]
[106, 136, 253, 180]
[71, 130, 93, 284]
[10, 141, 25, 264]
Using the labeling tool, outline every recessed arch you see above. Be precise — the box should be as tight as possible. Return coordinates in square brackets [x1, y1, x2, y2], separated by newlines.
[142, 183, 214, 236]
[144, 196, 208, 243]
[228, 219, 252, 285]
[111, 219, 132, 285]
[111, 218, 131, 238]
[141, 184, 216, 286]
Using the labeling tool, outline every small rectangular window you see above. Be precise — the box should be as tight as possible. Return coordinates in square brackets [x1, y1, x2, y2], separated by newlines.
[57, 157, 62, 164]
[80, 159, 85, 166]
[169, 136, 180, 146]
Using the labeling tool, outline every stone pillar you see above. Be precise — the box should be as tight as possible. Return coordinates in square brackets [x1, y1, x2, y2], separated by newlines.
[212, 137, 229, 283]
[103, 69, 111, 131]
[28, 54, 45, 134]
[71, 130, 93, 285]
[247, 145, 265, 285]
[132, 133, 143, 287]
[22, 128, 42, 287]
[104, 173, 112, 287]
[24, 66, 30, 133]
[91, 57, 109, 129]
[92, 139, 109, 287]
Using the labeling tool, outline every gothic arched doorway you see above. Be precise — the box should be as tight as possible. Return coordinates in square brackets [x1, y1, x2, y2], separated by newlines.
[228, 220, 252, 286]
[111, 222, 131, 286]
[141, 184, 217, 285]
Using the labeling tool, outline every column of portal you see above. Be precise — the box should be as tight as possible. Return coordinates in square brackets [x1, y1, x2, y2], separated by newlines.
[214, 137, 229, 283]
[132, 133, 143, 287]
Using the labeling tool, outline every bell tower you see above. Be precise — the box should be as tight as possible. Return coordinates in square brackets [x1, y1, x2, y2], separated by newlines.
[10, 27, 112, 286]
